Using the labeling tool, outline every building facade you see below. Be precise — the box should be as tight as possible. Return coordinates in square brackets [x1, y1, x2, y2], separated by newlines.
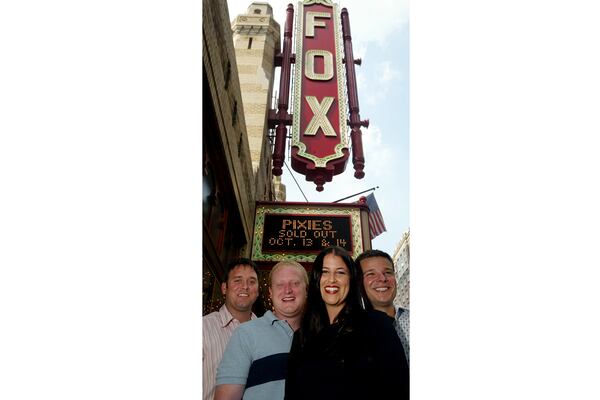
[392, 230, 410, 309]
[202, 0, 281, 315]
[232, 2, 281, 201]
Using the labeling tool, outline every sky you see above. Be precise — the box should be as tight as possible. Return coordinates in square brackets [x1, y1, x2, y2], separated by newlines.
[227, 0, 409, 255]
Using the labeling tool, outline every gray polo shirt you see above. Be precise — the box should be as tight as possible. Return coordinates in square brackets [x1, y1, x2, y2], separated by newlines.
[216, 310, 294, 400]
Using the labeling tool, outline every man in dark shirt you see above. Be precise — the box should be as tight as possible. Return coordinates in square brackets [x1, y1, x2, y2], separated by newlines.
[356, 249, 410, 364]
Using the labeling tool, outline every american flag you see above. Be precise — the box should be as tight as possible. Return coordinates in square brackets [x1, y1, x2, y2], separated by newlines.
[365, 193, 387, 239]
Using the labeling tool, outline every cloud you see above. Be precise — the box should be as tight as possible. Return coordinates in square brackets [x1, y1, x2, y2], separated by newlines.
[338, 0, 408, 47]
[360, 124, 393, 179]
[360, 61, 401, 105]
[355, 71, 368, 100]
[378, 61, 400, 83]
[352, 42, 368, 63]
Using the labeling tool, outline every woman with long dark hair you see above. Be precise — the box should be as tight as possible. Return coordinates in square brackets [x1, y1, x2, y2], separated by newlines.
[284, 247, 409, 400]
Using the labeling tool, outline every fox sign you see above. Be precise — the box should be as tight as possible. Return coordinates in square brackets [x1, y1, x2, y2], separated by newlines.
[291, 0, 349, 191]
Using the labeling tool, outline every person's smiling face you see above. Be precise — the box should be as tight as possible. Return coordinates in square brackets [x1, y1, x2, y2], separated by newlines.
[319, 253, 350, 320]
[360, 256, 397, 309]
[221, 264, 258, 314]
[270, 264, 307, 320]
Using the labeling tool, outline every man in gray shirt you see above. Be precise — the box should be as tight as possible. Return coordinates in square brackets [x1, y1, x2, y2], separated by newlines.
[214, 260, 308, 400]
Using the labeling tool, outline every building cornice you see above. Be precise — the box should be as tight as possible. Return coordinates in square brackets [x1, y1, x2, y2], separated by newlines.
[232, 15, 280, 38]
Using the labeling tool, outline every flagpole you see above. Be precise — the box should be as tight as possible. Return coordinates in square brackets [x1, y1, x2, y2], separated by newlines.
[332, 186, 379, 203]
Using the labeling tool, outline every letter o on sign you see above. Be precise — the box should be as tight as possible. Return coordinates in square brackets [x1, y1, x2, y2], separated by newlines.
[305, 49, 333, 81]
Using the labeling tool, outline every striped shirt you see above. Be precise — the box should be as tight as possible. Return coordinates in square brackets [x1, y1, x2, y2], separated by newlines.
[216, 311, 294, 400]
[395, 307, 410, 365]
[202, 305, 256, 400]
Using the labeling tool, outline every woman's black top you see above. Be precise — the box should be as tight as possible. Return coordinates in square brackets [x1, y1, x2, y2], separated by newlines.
[285, 310, 409, 400]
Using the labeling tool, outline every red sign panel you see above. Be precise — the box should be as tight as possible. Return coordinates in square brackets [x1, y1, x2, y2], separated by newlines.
[291, 0, 348, 191]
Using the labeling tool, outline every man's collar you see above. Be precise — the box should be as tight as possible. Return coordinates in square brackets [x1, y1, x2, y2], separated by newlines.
[263, 310, 278, 325]
[218, 304, 256, 328]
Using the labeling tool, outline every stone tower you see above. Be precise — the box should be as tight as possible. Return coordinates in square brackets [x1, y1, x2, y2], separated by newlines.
[232, 2, 282, 201]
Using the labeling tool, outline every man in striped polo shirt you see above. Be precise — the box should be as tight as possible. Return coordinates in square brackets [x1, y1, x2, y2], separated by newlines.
[203, 258, 260, 400]
[214, 260, 308, 400]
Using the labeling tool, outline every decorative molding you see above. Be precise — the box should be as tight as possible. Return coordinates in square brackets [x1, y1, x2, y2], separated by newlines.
[302, 0, 334, 5]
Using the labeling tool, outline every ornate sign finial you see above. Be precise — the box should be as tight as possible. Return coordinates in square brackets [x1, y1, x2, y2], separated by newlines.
[303, 0, 334, 6]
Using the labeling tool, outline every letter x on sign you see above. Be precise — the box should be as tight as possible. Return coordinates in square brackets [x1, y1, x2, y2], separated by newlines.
[304, 96, 336, 137]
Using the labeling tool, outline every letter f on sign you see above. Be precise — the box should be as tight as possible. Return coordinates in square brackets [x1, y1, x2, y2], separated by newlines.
[305, 11, 330, 38]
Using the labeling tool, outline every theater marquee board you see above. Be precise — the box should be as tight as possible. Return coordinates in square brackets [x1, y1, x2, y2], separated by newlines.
[251, 202, 370, 263]
[291, 0, 349, 191]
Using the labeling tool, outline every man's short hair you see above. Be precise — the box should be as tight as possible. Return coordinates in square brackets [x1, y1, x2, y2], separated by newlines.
[268, 260, 308, 288]
[223, 258, 258, 282]
[355, 249, 394, 270]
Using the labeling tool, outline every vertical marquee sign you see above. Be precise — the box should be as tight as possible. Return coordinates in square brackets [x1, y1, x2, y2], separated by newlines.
[291, 0, 348, 191]
[269, 1, 367, 191]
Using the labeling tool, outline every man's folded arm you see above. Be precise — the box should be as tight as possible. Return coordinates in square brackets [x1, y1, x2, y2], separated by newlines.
[214, 384, 245, 400]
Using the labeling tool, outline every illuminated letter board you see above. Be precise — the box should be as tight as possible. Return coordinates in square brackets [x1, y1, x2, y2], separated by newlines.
[291, 0, 349, 192]
[261, 214, 353, 252]
[251, 202, 370, 263]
